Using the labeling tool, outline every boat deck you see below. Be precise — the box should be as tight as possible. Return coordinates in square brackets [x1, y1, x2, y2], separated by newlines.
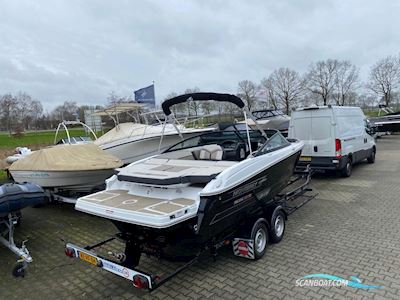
[77, 190, 198, 227]
[117, 158, 237, 185]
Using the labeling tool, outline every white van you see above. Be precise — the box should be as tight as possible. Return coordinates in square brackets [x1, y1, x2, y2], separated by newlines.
[288, 106, 376, 177]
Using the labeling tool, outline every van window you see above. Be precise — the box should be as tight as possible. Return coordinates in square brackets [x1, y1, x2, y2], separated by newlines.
[311, 117, 332, 140]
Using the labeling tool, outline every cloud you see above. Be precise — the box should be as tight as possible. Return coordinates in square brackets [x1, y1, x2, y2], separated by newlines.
[0, 0, 399, 109]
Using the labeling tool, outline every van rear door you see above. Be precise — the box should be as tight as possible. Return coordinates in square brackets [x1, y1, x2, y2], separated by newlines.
[309, 109, 335, 157]
[289, 112, 313, 156]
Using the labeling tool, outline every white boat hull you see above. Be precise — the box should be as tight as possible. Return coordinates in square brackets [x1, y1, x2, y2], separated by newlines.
[99, 130, 210, 164]
[11, 169, 115, 192]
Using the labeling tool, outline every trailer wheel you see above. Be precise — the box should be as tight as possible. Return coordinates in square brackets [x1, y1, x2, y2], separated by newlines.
[251, 220, 268, 259]
[269, 210, 286, 243]
[12, 262, 25, 278]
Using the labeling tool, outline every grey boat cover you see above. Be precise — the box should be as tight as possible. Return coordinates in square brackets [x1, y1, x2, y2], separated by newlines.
[0, 183, 45, 217]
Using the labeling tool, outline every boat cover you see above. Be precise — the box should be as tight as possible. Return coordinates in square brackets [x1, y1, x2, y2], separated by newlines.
[9, 144, 123, 172]
[0, 183, 45, 217]
[94, 122, 184, 146]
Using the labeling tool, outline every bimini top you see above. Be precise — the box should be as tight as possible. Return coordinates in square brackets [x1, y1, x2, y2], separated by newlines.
[162, 92, 245, 116]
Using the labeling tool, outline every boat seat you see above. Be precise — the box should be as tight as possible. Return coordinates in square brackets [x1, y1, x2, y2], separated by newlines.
[117, 158, 237, 185]
[192, 144, 223, 161]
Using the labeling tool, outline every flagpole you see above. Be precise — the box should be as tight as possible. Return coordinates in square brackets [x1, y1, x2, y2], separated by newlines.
[152, 81, 156, 109]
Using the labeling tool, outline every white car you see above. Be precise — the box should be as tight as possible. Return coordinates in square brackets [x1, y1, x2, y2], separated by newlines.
[288, 105, 376, 177]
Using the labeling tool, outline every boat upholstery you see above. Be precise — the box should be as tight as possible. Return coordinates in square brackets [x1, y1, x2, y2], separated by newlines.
[193, 144, 224, 161]
[117, 157, 237, 185]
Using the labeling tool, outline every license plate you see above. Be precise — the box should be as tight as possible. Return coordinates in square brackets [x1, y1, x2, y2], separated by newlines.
[299, 156, 312, 162]
[79, 252, 98, 266]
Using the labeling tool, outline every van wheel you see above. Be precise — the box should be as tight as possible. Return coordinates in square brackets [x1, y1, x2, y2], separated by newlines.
[341, 158, 352, 177]
[251, 220, 268, 260]
[269, 210, 286, 243]
[367, 149, 375, 164]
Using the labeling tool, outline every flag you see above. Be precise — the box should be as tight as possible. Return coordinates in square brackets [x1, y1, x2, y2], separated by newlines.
[134, 84, 155, 108]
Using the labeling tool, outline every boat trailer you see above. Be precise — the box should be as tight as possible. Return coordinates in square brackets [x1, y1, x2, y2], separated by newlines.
[65, 167, 316, 291]
[0, 213, 32, 277]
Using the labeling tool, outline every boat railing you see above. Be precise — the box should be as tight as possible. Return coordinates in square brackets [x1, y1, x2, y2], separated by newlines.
[54, 121, 98, 145]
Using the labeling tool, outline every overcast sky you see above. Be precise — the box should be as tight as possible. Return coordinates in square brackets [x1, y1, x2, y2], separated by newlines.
[1, 0, 399, 110]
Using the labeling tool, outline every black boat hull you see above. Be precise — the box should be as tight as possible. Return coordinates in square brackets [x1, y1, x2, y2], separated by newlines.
[112, 149, 301, 263]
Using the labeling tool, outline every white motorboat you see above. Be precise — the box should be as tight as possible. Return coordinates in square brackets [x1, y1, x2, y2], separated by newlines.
[93, 104, 215, 164]
[70, 93, 304, 276]
[240, 109, 290, 135]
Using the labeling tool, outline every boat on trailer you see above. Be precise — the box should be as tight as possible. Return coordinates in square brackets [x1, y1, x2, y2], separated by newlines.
[65, 93, 309, 290]
[93, 103, 215, 164]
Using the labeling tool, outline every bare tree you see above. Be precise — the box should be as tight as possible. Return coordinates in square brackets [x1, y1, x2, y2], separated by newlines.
[200, 100, 216, 115]
[52, 101, 79, 121]
[367, 55, 400, 106]
[332, 61, 359, 106]
[16, 92, 34, 130]
[306, 59, 339, 105]
[237, 80, 258, 111]
[184, 87, 201, 116]
[264, 68, 305, 114]
[107, 91, 134, 105]
[0, 94, 19, 136]
[30, 100, 43, 131]
[260, 77, 279, 109]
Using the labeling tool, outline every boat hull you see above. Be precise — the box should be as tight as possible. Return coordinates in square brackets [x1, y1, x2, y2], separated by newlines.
[99, 131, 210, 164]
[10, 169, 115, 193]
[195, 148, 301, 243]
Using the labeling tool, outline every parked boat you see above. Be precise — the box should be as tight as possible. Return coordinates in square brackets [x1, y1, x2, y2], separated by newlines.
[368, 105, 400, 133]
[91, 103, 215, 165]
[239, 109, 290, 136]
[9, 143, 123, 193]
[71, 93, 303, 272]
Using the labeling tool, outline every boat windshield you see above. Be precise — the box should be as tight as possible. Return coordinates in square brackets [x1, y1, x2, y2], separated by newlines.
[165, 130, 277, 153]
[256, 131, 290, 156]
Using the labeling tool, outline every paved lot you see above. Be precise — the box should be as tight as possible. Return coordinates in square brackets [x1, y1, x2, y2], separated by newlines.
[1, 135, 400, 299]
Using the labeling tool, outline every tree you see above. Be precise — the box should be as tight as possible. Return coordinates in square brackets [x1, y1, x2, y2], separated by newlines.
[107, 91, 134, 105]
[0, 94, 19, 136]
[367, 55, 400, 106]
[200, 100, 216, 115]
[52, 101, 79, 121]
[30, 100, 43, 131]
[237, 80, 258, 111]
[260, 77, 279, 109]
[306, 59, 339, 105]
[16, 92, 34, 130]
[332, 61, 359, 106]
[264, 68, 305, 114]
[184, 87, 201, 116]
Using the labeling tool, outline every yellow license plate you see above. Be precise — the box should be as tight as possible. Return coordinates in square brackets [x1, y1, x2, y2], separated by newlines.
[79, 252, 98, 266]
[300, 156, 312, 162]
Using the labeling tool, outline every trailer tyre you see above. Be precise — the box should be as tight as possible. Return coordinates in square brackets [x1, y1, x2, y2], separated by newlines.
[251, 220, 268, 260]
[12, 263, 25, 278]
[269, 210, 286, 243]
